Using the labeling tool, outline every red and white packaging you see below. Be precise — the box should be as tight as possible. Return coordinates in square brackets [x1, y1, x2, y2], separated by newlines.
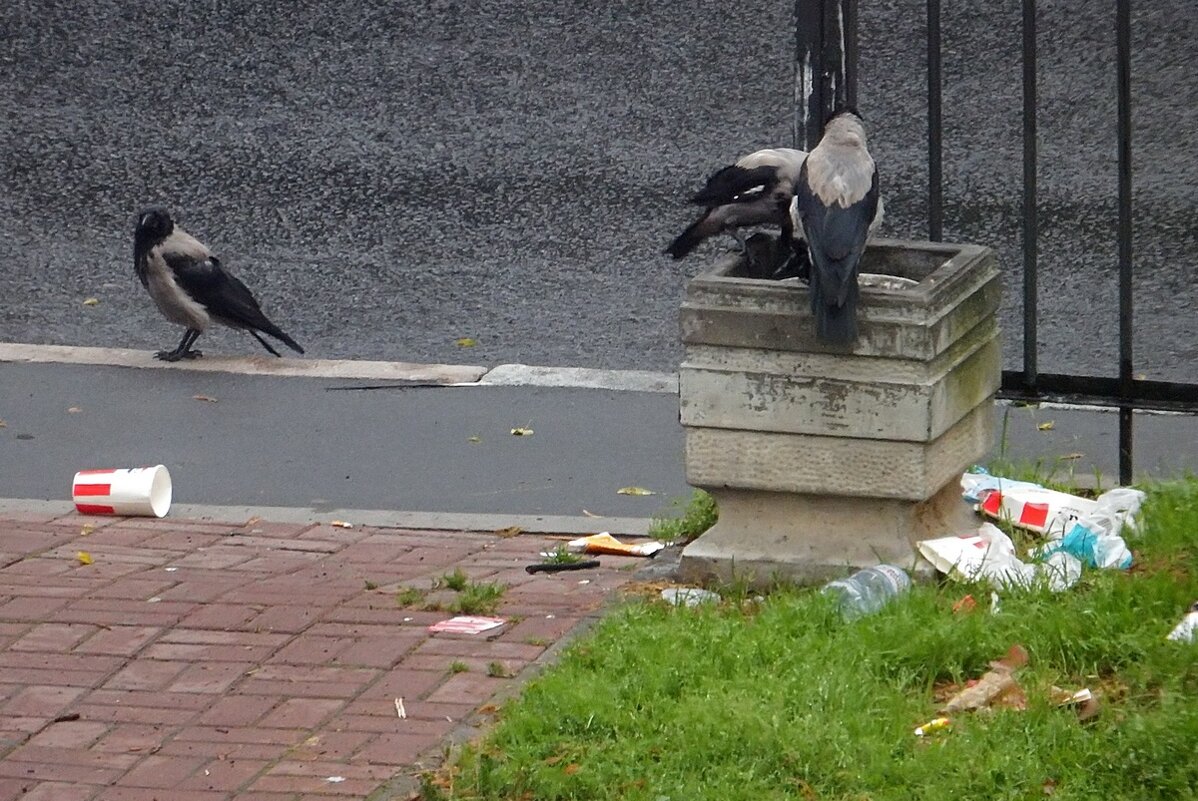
[427, 616, 506, 635]
[72, 465, 172, 518]
[978, 486, 1096, 538]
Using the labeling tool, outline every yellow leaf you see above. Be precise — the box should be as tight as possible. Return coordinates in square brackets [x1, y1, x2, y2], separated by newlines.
[67, 407, 82, 414]
[1037, 421, 1055, 431]
[455, 337, 478, 348]
[510, 427, 534, 436]
[617, 486, 656, 496]
[330, 520, 354, 529]
[192, 395, 218, 403]
[82, 297, 100, 306]
[76, 551, 93, 565]
[495, 526, 523, 538]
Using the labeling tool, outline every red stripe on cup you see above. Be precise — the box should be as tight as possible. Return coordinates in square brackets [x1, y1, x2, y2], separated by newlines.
[75, 503, 115, 515]
[73, 483, 112, 497]
[1020, 503, 1050, 529]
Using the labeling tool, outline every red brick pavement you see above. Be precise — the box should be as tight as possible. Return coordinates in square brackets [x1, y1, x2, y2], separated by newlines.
[0, 512, 640, 799]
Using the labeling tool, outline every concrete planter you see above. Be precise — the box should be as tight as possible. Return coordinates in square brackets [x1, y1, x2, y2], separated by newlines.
[677, 238, 1001, 586]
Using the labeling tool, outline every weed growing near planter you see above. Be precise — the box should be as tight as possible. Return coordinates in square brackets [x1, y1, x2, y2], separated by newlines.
[648, 489, 718, 544]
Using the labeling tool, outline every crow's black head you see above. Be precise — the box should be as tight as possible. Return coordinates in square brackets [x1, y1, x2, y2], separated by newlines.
[134, 207, 174, 246]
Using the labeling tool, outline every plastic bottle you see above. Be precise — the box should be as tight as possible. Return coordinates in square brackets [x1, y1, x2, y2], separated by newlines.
[821, 565, 912, 618]
[1166, 602, 1198, 643]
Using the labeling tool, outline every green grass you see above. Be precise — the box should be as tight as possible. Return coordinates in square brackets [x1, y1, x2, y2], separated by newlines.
[450, 661, 469, 674]
[541, 545, 582, 565]
[396, 586, 427, 607]
[429, 480, 1198, 801]
[447, 580, 507, 616]
[648, 489, 718, 544]
[438, 568, 471, 592]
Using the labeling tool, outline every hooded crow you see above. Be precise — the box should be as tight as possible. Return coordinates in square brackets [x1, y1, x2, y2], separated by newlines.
[790, 111, 882, 344]
[133, 208, 304, 361]
[666, 147, 809, 277]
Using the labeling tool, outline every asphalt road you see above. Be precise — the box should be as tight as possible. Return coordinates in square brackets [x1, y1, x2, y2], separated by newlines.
[0, 362, 691, 517]
[2, 0, 1195, 380]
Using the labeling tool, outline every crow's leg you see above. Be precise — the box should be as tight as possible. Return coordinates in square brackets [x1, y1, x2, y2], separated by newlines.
[156, 328, 203, 362]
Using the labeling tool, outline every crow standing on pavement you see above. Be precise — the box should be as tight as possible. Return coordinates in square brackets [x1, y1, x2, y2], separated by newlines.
[133, 208, 304, 361]
[790, 111, 881, 344]
[666, 147, 809, 276]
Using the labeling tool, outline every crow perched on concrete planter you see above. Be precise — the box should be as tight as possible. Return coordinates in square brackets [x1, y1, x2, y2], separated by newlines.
[667, 147, 809, 277]
[790, 110, 883, 344]
[133, 207, 304, 362]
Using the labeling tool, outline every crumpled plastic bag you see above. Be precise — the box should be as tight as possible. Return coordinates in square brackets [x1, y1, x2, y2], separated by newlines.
[1038, 487, 1145, 570]
[919, 523, 1081, 592]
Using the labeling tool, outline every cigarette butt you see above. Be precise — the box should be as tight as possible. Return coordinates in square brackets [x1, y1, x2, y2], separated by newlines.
[914, 717, 951, 736]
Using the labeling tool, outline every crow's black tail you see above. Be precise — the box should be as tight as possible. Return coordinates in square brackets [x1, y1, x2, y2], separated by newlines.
[665, 213, 719, 260]
[251, 321, 304, 356]
[811, 271, 859, 344]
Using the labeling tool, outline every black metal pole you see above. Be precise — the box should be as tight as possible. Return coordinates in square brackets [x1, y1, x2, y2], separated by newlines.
[794, 0, 856, 151]
[1021, 0, 1039, 388]
[1116, 0, 1135, 484]
[927, 0, 943, 241]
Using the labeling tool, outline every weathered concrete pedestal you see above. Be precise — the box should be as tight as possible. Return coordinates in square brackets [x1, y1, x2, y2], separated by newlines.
[677, 238, 1001, 586]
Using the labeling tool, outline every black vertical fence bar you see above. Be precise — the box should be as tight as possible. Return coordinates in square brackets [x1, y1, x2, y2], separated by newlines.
[926, 0, 943, 241]
[1116, 0, 1135, 484]
[1021, 0, 1039, 387]
[795, 0, 855, 151]
[842, 0, 859, 109]
[795, 0, 825, 149]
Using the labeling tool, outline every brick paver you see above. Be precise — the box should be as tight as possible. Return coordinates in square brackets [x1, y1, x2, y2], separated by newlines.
[0, 513, 637, 798]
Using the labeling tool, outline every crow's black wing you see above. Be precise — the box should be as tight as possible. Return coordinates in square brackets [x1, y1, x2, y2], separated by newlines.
[162, 253, 275, 331]
[796, 165, 879, 306]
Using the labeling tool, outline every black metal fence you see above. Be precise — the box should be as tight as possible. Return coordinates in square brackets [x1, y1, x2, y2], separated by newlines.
[794, 0, 1198, 484]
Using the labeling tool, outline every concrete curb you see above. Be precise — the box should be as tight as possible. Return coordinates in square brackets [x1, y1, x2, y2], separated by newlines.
[0, 342, 679, 394]
[0, 498, 655, 537]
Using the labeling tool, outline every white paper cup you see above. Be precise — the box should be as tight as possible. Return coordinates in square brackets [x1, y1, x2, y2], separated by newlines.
[72, 465, 172, 518]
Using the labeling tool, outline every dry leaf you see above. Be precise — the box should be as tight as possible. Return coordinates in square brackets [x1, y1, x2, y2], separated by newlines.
[67, 407, 82, 414]
[0, 419, 6, 428]
[952, 594, 977, 614]
[468, 435, 481, 444]
[192, 395, 218, 403]
[394, 697, 406, 719]
[564, 764, 580, 776]
[76, 551, 93, 565]
[617, 486, 656, 496]
[80, 524, 94, 536]
[494, 526, 523, 538]
[581, 509, 601, 518]
[455, 337, 478, 348]
[82, 297, 100, 306]
[330, 520, 354, 529]
[244, 515, 261, 527]
[510, 427, 534, 436]
[941, 644, 1029, 713]
[1060, 452, 1084, 460]
[1037, 421, 1055, 431]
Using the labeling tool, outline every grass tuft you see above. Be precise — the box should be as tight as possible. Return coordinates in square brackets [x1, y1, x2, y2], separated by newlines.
[648, 489, 718, 544]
